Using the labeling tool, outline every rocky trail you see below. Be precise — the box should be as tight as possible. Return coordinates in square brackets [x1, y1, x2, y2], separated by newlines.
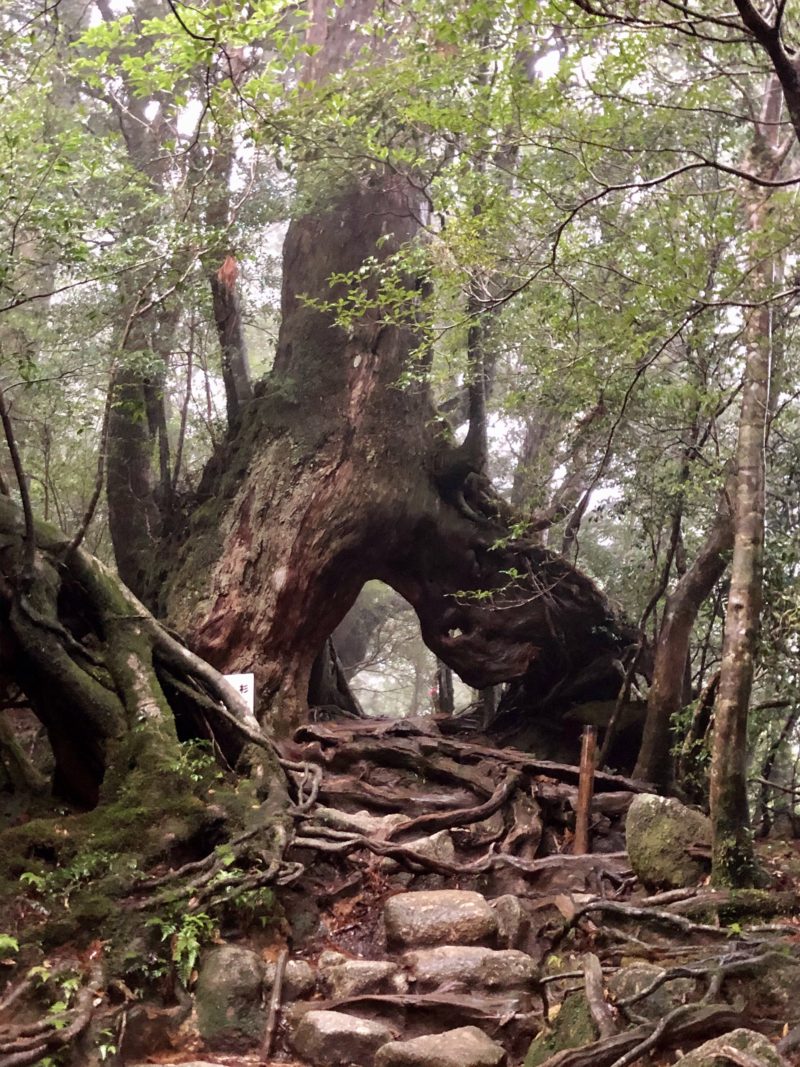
[8, 718, 800, 1067]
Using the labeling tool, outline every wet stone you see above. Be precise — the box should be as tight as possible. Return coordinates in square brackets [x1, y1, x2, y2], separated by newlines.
[375, 1026, 506, 1067]
[194, 945, 265, 1051]
[608, 962, 696, 1021]
[381, 831, 456, 871]
[403, 945, 536, 991]
[491, 895, 530, 950]
[672, 1029, 785, 1067]
[291, 1009, 395, 1067]
[626, 794, 711, 889]
[319, 953, 408, 997]
[384, 890, 498, 948]
[264, 957, 316, 1000]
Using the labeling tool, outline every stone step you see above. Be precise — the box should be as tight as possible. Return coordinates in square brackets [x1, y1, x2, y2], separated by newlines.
[384, 890, 498, 948]
[403, 945, 537, 992]
[319, 950, 408, 997]
[375, 1027, 507, 1067]
[291, 1009, 396, 1067]
[286, 989, 537, 1055]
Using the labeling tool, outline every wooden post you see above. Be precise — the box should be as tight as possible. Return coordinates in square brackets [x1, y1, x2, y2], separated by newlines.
[573, 725, 597, 854]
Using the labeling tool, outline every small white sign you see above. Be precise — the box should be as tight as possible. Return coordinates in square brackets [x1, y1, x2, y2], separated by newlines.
[224, 672, 255, 713]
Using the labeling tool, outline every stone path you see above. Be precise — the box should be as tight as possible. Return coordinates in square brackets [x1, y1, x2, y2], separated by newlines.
[167, 886, 541, 1067]
[126, 718, 640, 1066]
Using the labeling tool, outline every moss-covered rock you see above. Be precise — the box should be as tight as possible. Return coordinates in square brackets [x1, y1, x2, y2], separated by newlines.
[672, 1028, 784, 1067]
[726, 951, 800, 1027]
[524, 992, 597, 1067]
[626, 794, 711, 889]
[195, 945, 266, 1052]
[608, 962, 696, 1021]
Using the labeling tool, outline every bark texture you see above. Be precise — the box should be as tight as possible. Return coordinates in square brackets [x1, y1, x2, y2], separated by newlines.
[164, 163, 632, 735]
[156, 0, 634, 738]
[710, 77, 784, 886]
[633, 495, 733, 789]
[205, 129, 254, 426]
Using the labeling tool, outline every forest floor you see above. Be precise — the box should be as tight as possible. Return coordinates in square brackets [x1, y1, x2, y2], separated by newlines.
[2, 716, 800, 1067]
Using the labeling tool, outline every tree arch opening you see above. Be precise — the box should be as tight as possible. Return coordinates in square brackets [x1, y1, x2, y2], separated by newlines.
[313, 581, 477, 720]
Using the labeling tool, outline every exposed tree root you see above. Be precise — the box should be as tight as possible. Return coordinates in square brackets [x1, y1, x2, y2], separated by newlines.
[555, 898, 799, 949]
[612, 948, 785, 1017]
[535, 1004, 741, 1067]
[292, 720, 648, 793]
[583, 952, 616, 1039]
[260, 946, 289, 1064]
[0, 957, 103, 1067]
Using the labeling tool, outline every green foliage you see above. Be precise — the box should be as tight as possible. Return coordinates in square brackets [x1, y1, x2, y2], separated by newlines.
[97, 1029, 117, 1062]
[19, 848, 123, 908]
[170, 740, 223, 784]
[0, 933, 19, 955]
[146, 910, 218, 986]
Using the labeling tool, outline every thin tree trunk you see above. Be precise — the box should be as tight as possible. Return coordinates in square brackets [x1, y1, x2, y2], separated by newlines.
[107, 359, 162, 601]
[633, 494, 733, 788]
[204, 135, 253, 425]
[710, 76, 785, 886]
[209, 256, 253, 426]
[756, 704, 800, 837]
[437, 660, 455, 716]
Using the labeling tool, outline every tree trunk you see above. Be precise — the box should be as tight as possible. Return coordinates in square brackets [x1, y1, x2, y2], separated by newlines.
[154, 0, 634, 740]
[710, 77, 783, 886]
[162, 161, 631, 737]
[633, 494, 733, 788]
[0, 495, 275, 805]
[107, 355, 163, 603]
[205, 134, 253, 426]
[756, 704, 800, 837]
[437, 660, 455, 716]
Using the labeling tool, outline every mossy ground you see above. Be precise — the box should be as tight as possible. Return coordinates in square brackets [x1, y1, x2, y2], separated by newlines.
[0, 741, 281, 987]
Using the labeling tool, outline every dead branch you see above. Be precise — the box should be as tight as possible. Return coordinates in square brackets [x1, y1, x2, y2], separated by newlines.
[573, 726, 597, 854]
[639, 887, 699, 907]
